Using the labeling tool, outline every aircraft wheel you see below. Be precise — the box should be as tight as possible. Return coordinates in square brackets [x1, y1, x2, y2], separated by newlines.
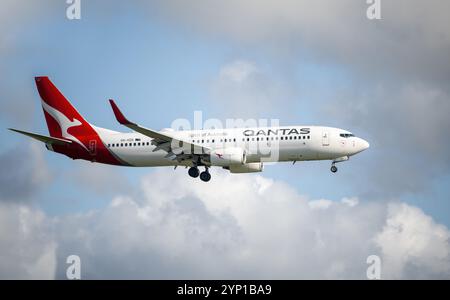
[188, 167, 200, 178]
[331, 165, 338, 173]
[199, 171, 211, 182]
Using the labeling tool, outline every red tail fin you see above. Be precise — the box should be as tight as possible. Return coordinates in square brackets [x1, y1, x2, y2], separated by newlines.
[34, 77, 124, 165]
[35, 77, 91, 139]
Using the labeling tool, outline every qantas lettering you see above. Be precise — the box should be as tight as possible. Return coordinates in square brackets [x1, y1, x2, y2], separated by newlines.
[243, 128, 311, 136]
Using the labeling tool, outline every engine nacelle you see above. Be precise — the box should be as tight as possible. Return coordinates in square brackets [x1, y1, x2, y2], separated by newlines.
[227, 162, 264, 173]
[210, 147, 246, 166]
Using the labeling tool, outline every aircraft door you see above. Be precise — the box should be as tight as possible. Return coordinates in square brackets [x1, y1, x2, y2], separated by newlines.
[322, 131, 330, 146]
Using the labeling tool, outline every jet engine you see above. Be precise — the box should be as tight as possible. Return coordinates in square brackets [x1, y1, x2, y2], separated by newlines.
[210, 147, 246, 166]
[226, 162, 264, 173]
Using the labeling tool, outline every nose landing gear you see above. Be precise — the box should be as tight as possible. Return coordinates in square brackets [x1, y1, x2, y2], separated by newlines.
[330, 156, 349, 173]
[330, 164, 338, 173]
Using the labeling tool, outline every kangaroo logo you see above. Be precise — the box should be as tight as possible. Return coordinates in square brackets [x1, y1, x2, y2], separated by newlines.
[41, 100, 88, 151]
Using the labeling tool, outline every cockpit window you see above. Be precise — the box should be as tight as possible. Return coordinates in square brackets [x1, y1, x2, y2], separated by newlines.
[340, 133, 355, 138]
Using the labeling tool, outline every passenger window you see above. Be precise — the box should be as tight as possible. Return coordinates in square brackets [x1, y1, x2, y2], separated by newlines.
[120, 143, 123, 147]
[307, 136, 310, 139]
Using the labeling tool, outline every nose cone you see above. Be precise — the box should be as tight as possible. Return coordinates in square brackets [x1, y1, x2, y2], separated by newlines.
[352, 138, 370, 155]
[361, 139, 370, 151]
[357, 138, 370, 154]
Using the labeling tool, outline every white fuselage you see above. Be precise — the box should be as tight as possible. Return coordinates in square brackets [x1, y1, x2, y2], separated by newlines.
[97, 126, 369, 167]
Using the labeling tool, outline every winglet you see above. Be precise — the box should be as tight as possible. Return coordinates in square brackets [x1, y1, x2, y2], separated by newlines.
[109, 99, 135, 125]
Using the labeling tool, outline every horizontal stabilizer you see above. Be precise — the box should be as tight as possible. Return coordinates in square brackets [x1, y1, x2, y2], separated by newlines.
[9, 128, 72, 145]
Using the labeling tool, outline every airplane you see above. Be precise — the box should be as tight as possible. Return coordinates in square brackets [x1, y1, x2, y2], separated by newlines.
[9, 77, 370, 182]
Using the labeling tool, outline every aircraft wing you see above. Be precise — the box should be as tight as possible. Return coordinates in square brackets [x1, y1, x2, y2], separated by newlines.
[9, 128, 72, 146]
[109, 100, 209, 162]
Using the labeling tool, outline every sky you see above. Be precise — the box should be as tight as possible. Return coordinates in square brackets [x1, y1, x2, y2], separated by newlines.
[0, 0, 450, 279]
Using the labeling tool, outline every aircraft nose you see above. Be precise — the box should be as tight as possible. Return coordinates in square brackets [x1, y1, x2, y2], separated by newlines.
[360, 139, 370, 151]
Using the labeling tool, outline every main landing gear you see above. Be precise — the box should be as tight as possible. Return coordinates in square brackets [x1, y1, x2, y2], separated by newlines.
[188, 166, 211, 182]
[188, 166, 200, 178]
[200, 169, 211, 182]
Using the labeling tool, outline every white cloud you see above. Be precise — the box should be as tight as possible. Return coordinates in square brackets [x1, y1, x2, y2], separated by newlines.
[309, 199, 333, 210]
[2, 169, 448, 279]
[374, 203, 450, 279]
[325, 81, 450, 197]
[0, 142, 52, 202]
[67, 161, 131, 195]
[29, 142, 52, 187]
[219, 60, 258, 83]
[211, 60, 294, 118]
[52, 170, 450, 279]
[342, 197, 359, 207]
[0, 202, 56, 279]
[149, 0, 450, 81]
